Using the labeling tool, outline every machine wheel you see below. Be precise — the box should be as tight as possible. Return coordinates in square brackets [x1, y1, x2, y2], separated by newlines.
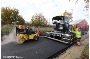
[34, 36, 38, 40]
[16, 36, 25, 44]
[19, 39, 25, 44]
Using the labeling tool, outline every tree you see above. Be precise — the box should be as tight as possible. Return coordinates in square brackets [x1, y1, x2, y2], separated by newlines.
[16, 15, 25, 25]
[68, 0, 89, 20]
[69, 0, 89, 10]
[62, 10, 73, 21]
[31, 13, 48, 26]
[1, 7, 25, 25]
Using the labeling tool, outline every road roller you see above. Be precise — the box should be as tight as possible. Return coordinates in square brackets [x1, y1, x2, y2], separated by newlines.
[16, 25, 39, 44]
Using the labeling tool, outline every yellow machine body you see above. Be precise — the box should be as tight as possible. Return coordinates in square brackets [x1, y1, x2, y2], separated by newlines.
[28, 33, 39, 39]
[16, 27, 39, 44]
[69, 24, 77, 32]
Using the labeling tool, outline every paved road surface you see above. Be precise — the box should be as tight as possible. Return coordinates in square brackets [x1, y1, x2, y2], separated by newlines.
[1, 33, 88, 59]
[1, 37, 70, 59]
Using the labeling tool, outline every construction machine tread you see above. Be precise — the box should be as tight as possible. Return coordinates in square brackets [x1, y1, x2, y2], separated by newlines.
[46, 36, 71, 44]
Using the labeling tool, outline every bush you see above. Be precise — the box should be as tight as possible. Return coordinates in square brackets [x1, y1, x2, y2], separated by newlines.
[83, 45, 89, 58]
[80, 45, 89, 59]
[31, 26, 54, 36]
[1, 25, 54, 38]
[1, 25, 14, 37]
[39, 27, 54, 36]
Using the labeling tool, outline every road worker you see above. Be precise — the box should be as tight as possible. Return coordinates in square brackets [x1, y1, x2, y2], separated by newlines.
[36, 28, 40, 36]
[74, 28, 81, 46]
[18, 25, 26, 34]
[23, 26, 27, 34]
[18, 25, 23, 29]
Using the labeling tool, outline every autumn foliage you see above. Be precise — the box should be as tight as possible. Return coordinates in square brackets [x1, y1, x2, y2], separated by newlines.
[31, 13, 48, 26]
[1, 7, 25, 25]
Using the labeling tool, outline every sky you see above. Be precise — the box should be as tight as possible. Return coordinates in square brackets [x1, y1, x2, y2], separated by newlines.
[1, 0, 89, 24]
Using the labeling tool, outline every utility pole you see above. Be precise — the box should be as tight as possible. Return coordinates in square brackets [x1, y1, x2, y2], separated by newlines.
[70, 9, 73, 21]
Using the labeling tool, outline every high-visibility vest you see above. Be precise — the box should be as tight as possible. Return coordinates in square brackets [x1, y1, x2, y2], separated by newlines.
[74, 31, 81, 38]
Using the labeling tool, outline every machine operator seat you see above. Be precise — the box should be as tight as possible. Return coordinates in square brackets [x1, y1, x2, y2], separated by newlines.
[52, 16, 69, 33]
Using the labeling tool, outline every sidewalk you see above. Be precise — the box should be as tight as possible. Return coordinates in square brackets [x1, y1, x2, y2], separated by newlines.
[56, 34, 89, 59]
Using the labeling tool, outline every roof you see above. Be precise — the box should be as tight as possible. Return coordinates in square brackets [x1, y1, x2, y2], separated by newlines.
[70, 19, 88, 25]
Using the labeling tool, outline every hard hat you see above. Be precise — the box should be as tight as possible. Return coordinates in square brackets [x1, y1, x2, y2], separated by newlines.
[19, 25, 23, 29]
[75, 28, 79, 31]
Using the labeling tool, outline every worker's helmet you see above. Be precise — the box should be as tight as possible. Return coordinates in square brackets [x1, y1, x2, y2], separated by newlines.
[18, 25, 23, 29]
[75, 28, 79, 31]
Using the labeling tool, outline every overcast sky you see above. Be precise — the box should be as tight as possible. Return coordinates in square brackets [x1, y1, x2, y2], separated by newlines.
[1, 0, 89, 24]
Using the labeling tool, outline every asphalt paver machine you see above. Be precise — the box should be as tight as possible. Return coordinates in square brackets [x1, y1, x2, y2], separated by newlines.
[46, 16, 76, 44]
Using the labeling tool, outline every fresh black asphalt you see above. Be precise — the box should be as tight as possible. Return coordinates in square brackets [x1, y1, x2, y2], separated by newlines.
[1, 37, 70, 59]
